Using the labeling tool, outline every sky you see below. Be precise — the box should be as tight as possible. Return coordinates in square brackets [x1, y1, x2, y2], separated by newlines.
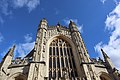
[0, 0, 120, 71]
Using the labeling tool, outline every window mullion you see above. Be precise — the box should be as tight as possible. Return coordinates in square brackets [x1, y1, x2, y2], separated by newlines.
[62, 45, 66, 68]
[58, 39, 62, 77]
[52, 46, 53, 78]
[49, 38, 77, 79]
[55, 46, 57, 78]
[66, 47, 71, 78]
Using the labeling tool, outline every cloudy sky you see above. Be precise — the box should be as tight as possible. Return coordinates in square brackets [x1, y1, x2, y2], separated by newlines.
[0, 0, 120, 71]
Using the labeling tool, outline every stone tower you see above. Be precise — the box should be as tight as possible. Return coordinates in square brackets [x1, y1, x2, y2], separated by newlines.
[0, 19, 120, 80]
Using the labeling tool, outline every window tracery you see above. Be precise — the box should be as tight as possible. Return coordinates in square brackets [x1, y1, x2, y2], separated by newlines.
[49, 38, 78, 79]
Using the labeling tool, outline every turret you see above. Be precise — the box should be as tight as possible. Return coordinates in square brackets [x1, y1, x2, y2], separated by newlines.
[33, 18, 48, 61]
[0, 45, 15, 75]
[68, 20, 97, 80]
[69, 20, 78, 32]
[38, 18, 48, 30]
[28, 18, 48, 80]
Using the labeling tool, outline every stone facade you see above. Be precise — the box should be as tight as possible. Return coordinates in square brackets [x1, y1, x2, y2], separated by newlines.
[0, 18, 120, 80]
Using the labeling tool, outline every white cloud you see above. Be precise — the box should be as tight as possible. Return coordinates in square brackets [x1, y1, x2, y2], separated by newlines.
[13, 0, 40, 12]
[15, 41, 35, 58]
[100, 0, 119, 4]
[27, 0, 40, 12]
[0, 33, 4, 43]
[13, 0, 28, 8]
[113, 0, 119, 5]
[15, 33, 35, 58]
[63, 18, 83, 33]
[0, 41, 35, 60]
[0, 33, 35, 59]
[100, 0, 107, 4]
[0, 0, 40, 17]
[24, 34, 32, 42]
[12, 33, 35, 58]
[0, 0, 12, 16]
[0, 0, 40, 24]
[95, 3, 120, 71]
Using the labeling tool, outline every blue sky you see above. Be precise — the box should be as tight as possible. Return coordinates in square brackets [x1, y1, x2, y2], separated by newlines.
[0, 0, 120, 70]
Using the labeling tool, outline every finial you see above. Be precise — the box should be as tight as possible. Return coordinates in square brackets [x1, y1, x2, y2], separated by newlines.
[57, 22, 60, 26]
[69, 20, 76, 26]
[70, 20, 73, 23]
[13, 44, 16, 50]
[9, 44, 16, 56]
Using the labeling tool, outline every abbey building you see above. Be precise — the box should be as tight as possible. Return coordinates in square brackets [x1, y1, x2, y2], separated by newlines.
[0, 18, 120, 80]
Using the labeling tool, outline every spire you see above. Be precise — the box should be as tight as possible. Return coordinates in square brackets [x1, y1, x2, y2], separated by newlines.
[0, 45, 16, 69]
[69, 20, 76, 26]
[4, 45, 16, 59]
[101, 49, 110, 59]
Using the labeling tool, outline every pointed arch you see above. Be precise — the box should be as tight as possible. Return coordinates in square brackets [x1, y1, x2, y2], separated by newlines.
[98, 72, 112, 80]
[7, 72, 27, 80]
[45, 34, 81, 79]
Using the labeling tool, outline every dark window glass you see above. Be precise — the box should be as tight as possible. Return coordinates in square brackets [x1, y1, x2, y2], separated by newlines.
[71, 70, 74, 77]
[69, 58, 72, 68]
[75, 70, 78, 77]
[49, 71, 52, 78]
[53, 47, 55, 55]
[60, 48, 63, 56]
[53, 57, 56, 68]
[57, 57, 60, 68]
[61, 57, 64, 67]
[49, 57, 52, 68]
[72, 58, 76, 68]
[49, 47, 52, 55]
[56, 47, 59, 56]
[58, 70, 61, 77]
[44, 32, 46, 38]
[64, 48, 66, 56]
[70, 48, 73, 56]
[53, 71, 56, 78]
[65, 58, 68, 67]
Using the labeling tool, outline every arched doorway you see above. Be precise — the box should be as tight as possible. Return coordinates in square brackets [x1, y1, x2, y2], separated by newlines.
[48, 38, 78, 79]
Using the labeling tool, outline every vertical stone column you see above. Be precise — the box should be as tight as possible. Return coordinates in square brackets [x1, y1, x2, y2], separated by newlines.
[69, 21, 93, 80]
[27, 19, 47, 80]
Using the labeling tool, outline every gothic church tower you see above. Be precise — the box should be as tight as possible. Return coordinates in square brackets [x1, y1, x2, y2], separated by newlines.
[0, 19, 120, 80]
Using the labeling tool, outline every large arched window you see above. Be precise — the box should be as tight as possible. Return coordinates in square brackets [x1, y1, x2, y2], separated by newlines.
[49, 38, 78, 79]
